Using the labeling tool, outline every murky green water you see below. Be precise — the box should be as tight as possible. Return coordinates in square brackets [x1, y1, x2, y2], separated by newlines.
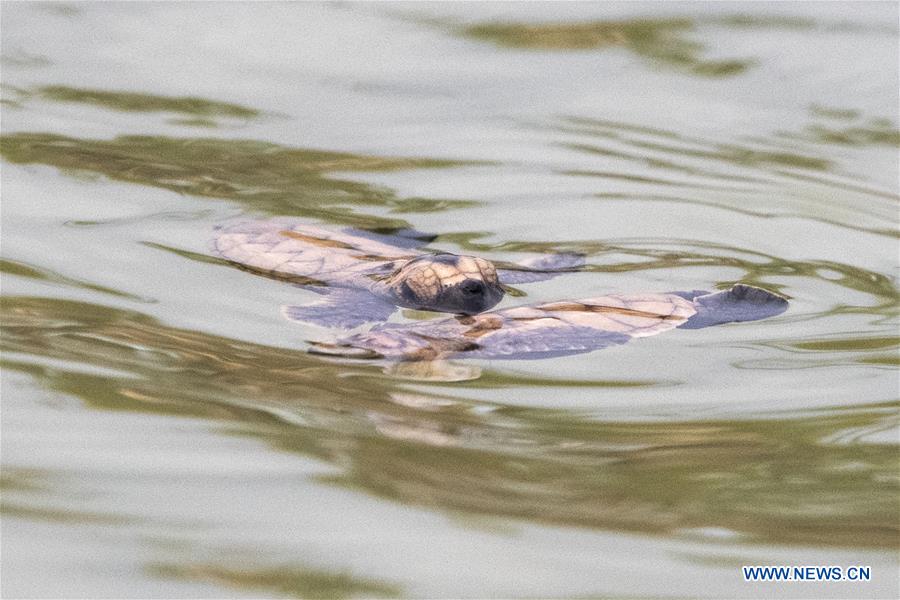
[1, 2, 898, 598]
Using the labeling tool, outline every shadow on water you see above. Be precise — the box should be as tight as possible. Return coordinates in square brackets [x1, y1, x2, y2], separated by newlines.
[462, 17, 754, 77]
[2, 296, 898, 549]
[34, 85, 262, 118]
[148, 563, 401, 599]
[782, 107, 900, 148]
[19, 85, 271, 128]
[450, 14, 897, 77]
[0, 132, 478, 229]
[0, 258, 151, 301]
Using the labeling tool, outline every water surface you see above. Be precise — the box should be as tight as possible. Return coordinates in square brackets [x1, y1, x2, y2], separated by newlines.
[1, 2, 898, 598]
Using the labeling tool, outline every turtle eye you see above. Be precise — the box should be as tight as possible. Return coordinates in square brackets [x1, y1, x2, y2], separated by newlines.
[460, 280, 484, 296]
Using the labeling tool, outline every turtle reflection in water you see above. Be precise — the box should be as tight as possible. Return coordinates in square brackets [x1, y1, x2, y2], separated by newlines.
[215, 220, 788, 362]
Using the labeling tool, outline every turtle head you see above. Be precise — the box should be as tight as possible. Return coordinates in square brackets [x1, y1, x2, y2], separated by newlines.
[389, 253, 504, 314]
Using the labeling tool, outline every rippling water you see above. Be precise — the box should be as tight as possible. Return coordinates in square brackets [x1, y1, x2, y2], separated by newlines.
[2, 2, 898, 598]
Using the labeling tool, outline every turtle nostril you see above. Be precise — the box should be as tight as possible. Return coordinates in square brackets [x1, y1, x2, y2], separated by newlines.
[461, 280, 484, 296]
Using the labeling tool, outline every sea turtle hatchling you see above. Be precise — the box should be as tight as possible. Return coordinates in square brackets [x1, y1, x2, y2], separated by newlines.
[215, 220, 788, 362]
[214, 219, 583, 328]
[311, 284, 789, 361]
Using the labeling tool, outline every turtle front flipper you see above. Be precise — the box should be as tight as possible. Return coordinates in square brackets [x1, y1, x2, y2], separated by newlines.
[496, 252, 584, 284]
[678, 284, 788, 329]
[282, 288, 397, 329]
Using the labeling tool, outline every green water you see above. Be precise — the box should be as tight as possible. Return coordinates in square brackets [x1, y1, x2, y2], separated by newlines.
[1, 2, 898, 598]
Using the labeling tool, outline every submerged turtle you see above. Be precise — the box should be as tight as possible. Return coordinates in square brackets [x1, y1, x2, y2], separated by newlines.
[311, 284, 789, 361]
[214, 219, 582, 328]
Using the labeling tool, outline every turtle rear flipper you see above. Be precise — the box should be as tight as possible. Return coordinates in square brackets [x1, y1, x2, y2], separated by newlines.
[497, 252, 585, 284]
[282, 288, 397, 329]
[679, 284, 788, 329]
